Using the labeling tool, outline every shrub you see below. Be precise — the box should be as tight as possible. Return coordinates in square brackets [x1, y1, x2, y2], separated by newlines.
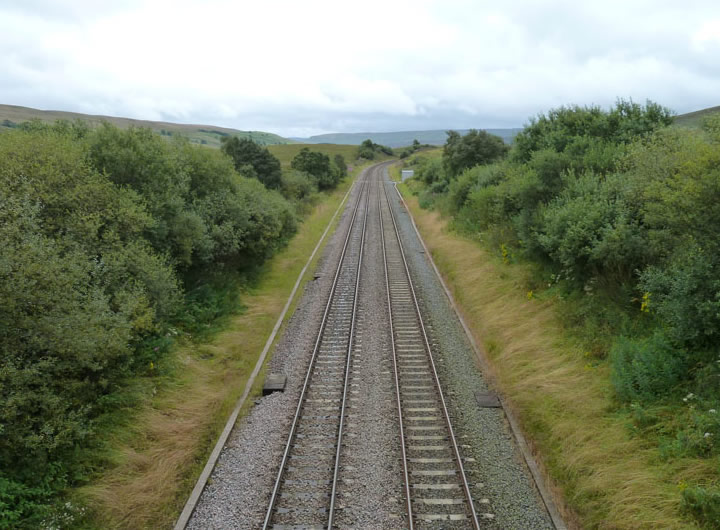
[611, 332, 688, 403]
[443, 129, 509, 177]
[416, 157, 445, 186]
[639, 245, 720, 350]
[357, 139, 392, 160]
[220, 135, 282, 189]
[447, 163, 506, 214]
[535, 171, 649, 284]
[0, 124, 299, 524]
[280, 170, 317, 202]
[291, 148, 339, 190]
[682, 485, 720, 528]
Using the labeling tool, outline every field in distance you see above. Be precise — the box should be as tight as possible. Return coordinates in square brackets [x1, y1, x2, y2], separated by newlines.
[267, 143, 366, 168]
[0, 104, 290, 147]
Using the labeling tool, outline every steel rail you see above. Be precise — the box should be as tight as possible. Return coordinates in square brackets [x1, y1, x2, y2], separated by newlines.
[262, 179, 369, 529]
[380, 175, 481, 529]
[378, 172, 415, 529]
[326, 167, 371, 527]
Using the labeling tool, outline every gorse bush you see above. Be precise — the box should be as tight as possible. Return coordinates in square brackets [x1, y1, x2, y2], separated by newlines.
[0, 123, 298, 524]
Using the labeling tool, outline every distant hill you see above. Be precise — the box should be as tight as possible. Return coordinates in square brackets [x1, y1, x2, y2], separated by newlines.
[0, 104, 291, 147]
[291, 128, 523, 148]
[674, 105, 720, 129]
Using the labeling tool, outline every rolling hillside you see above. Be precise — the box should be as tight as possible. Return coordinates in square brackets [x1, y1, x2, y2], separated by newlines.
[292, 128, 523, 147]
[674, 105, 720, 128]
[0, 104, 291, 147]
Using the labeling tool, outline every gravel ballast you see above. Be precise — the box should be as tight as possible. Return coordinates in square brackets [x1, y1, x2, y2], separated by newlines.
[186, 170, 370, 529]
[383, 175, 554, 529]
[185, 164, 556, 529]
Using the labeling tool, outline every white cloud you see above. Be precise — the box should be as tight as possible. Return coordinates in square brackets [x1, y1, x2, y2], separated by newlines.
[1, 0, 719, 135]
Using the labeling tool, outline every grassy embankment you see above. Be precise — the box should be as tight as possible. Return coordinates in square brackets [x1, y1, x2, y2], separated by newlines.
[397, 184, 704, 529]
[77, 166, 364, 529]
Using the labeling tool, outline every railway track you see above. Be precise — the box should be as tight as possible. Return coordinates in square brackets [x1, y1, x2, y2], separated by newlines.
[262, 165, 479, 529]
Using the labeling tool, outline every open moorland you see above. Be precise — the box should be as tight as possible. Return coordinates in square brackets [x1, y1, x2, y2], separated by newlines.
[0, 104, 290, 147]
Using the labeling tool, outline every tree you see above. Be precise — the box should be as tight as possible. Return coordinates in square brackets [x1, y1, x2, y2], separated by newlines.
[357, 139, 393, 160]
[220, 136, 282, 189]
[442, 129, 509, 177]
[358, 139, 376, 160]
[334, 154, 347, 178]
[291, 147, 339, 190]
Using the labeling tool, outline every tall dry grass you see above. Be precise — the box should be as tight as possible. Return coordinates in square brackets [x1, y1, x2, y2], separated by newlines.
[401, 190, 700, 529]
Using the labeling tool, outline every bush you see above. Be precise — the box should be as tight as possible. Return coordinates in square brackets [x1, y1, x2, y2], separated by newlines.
[611, 332, 688, 403]
[639, 245, 720, 350]
[357, 139, 392, 160]
[0, 124, 299, 524]
[513, 100, 673, 163]
[280, 170, 317, 202]
[447, 163, 506, 214]
[291, 148, 340, 190]
[535, 171, 649, 284]
[220, 136, 282, 189]
[682, 485, 720, 528]
[443, 129, 509, 177]
[417, 157, 445, 186]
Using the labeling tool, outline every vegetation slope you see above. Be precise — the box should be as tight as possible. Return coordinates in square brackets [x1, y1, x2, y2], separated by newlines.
[400, 100, 720, 528]
[0, 119, 352, 528]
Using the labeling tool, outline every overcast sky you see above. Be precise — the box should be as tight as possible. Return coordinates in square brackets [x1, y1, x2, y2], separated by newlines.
[1, 0, 719, 137]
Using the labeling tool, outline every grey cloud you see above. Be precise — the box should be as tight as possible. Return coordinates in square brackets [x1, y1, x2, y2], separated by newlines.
[0, 0, 718, 136]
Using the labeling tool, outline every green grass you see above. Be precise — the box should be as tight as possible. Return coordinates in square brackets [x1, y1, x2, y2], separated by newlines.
[0, 104, 290, 147]
[72, 167, 367, 529]
[674, 105, 720, 129]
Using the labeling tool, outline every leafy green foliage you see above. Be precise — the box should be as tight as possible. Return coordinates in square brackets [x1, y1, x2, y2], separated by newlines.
[220, 136, 283, 189]
[357, 138, 392, 160]
[408, 98, 720, 528]
[0, 123, 298, 525]
[443, 129, 509, 177]
[512, 100, 673, 163]
[682, 485, 720, 528]
[290, 147, 340, 190]
[536, 171, 649, 284]
[413, 99, 720, 408]
[610, 332, 688, 403]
